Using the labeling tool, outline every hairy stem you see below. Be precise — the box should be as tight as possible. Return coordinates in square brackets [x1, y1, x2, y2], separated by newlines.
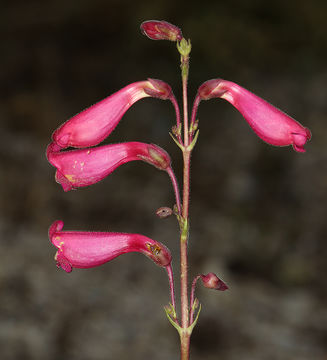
[181, 149, 190, 326]
[180, 51, 192, 360]
[180, 330, 191, 360]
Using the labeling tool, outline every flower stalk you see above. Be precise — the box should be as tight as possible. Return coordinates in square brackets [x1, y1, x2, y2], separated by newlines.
[46, 19, 311, 360]
[178, 37, 193, 359]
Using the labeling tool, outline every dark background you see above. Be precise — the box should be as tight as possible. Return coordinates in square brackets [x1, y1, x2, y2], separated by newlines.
[1, 0, 327, 359]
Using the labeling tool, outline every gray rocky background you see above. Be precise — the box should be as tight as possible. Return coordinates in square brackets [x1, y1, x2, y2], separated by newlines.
[1, 0, 327, 359]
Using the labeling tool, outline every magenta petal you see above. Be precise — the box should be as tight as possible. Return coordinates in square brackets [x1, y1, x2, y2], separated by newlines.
[48, 220, 172, 271]
[55, 251, 73, 273]
[52, 80, 173, 149]
[197, 79, 311, 152]
[49, 219, 64, 238]
[47, 141, 171, 191]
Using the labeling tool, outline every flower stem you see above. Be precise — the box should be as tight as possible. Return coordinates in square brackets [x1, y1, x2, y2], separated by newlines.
[166, 264, 177, 313]
[180, 46, 192, 359]
[180, 150, 190, 328]
[180, 330, 191, 360]
[189, 94, 201, 141]
[171, 95, 183, 143]
[167, 167, 182, 215]
[189, 275, 201, 324]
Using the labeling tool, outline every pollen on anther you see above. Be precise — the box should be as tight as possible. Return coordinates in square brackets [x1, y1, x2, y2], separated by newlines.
[146, 243, 161, 255]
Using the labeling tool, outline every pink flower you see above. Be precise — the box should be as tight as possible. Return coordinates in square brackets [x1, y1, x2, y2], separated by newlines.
[197, 79, 311, 152]
[140, 20, 183, 41]
[52, 79, 173, 149]
[49, 220, 172, 273]
[200, 273, 228, 291]
[47, 141, 171, 191]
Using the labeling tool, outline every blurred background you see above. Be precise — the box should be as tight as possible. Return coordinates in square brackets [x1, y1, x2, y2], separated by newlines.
[1, 0, 327, 359]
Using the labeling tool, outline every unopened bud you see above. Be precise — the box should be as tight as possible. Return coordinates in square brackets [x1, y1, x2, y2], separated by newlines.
[200, 272, 228, 291]
[140, 20, 183, 42]
[176, 38, 192, 57]
[156, 207, 173, 219]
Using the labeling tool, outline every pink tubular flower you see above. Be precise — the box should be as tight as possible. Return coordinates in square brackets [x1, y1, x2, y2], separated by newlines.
[52, 79, 174, 149]
[49, 220, 172, 273]
[140, 20, 183, 41]
[197, 79, 311, 152]
[47, 141, 171, 191]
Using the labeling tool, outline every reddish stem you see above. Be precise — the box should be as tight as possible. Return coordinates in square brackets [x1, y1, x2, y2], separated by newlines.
[166, 264, 177, 313]
[167, 167, 182, 215]
[171, 95, 183, 143]
[189, 94, 201, 141]
[181, 79, 190, 327]
[180, 56, 192, 360]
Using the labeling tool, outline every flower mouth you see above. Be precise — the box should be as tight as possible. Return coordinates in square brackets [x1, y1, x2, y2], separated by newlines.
[145, 242, 171, 267]
[291, 130, 312, 153]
